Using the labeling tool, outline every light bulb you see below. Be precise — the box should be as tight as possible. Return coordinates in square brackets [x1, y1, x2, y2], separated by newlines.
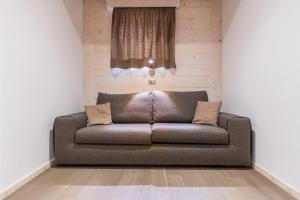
[148, 59, 154, 64]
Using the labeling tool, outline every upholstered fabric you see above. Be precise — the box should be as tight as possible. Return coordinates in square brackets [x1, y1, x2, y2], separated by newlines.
[193, 101, 222, 126]
[218, 112, 242, 129]
[152, 123, 228, 145]
[54, 109, 252, 166]
[76, 124, 152, 145]
[111, 8, 176, 69]
[84, 103, 112, 125]
[97, 92, 152, 123]
[152, 91, 208, 123]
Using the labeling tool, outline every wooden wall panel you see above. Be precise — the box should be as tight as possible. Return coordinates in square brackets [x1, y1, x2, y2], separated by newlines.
[106, 0, 181, 9]
[83, 0, 221, 104]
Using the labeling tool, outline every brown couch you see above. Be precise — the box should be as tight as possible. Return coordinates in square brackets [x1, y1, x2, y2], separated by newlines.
[54, 91, 252, 166]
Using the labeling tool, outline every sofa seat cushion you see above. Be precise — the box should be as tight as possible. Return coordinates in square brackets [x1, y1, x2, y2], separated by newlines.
[152, 123, 229, 145]
[76, 124, 152, 145]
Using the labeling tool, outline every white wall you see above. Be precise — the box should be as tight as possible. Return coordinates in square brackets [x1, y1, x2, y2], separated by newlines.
[221, 0, 240, 37]
[0, 0, 4, 195]
[222, 0, 300, 194]
[63, 0, 83, 38]
[1, 0, 83, 195]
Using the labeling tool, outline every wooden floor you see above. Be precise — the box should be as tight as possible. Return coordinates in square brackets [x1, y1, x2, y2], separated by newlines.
[6, 167, 296, 200]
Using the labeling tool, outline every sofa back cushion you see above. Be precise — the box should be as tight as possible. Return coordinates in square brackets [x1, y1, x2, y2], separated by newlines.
[97, 92, 152, 123]
[153, 91, 208, 123]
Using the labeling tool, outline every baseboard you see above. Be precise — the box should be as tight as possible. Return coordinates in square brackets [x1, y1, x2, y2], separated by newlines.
[254, 164, 300, 200]
[0, 159, 55, 200]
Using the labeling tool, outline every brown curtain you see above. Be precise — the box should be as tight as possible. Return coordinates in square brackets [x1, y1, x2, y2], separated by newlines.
[111, 7, 176, 69]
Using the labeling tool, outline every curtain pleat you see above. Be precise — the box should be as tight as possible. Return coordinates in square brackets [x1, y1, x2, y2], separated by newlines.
[111, 7, 176, 69]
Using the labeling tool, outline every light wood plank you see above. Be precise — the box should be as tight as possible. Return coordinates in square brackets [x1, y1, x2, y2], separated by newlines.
[5, 167, 297, 200]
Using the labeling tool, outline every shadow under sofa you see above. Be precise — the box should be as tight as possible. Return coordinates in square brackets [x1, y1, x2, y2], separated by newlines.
[54, 91, 252, 166]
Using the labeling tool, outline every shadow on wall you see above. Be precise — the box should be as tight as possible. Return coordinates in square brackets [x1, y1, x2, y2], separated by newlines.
[222, 0, 241, 38]
[62, 0, 83, 40]
[49, 130, 54, 162]
[251, 130, 256, 167]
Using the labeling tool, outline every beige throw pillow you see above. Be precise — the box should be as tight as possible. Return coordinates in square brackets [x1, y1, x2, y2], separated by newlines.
[84, 103, 112, 125]
[193, 101, 222, 126]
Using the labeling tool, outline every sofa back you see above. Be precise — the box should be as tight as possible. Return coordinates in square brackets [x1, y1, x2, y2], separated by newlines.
[97, 91, 208, 123]
[97, 92, 153, 123]
[152, 91, 208, 123]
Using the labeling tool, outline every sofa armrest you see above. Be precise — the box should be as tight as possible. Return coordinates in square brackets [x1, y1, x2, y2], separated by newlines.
[218, 112, 252, 146]
[54, 112, 87, 149]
